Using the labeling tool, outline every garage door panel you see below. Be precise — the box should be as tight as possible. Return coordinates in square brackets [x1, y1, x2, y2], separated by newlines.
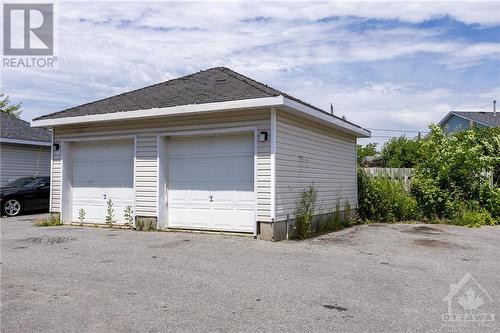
[211, 156, 253, 182]
[167, 134, 255, 233]
[169, 157, 212, 185]
[72, 141, 134, 224]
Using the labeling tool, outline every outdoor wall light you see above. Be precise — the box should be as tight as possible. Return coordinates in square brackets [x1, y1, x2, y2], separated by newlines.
[258, 131, 268, 142]
[53, 143, 60, 151]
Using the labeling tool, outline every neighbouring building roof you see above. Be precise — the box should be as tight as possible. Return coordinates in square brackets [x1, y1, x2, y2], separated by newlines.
[33, 67, 366, 132]
[1, 112, 51, 143]
[441, 111, 500, 128]
[361, 155, 384, 167]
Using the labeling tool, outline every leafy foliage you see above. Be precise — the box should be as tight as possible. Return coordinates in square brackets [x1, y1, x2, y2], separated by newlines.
[356, 143, 378, 165]
[123, 205, 134, 227]
[78, 209, 86, 224]
[0, 92, 22, 118]
[451, 201, 495, 228]
[381, 136, 421, 168]
[358, 125, 500, 227]
[294, 184, 317, 239]
[105, 199, 114, 227]
[411, 125, 500, 223]
[358, 170, 418, 222]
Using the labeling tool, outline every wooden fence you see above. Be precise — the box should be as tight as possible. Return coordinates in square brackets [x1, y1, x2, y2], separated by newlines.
[362, 168, 414, 185]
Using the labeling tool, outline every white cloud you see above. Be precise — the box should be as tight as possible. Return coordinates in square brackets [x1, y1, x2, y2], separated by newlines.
[1, 1, 498, 145]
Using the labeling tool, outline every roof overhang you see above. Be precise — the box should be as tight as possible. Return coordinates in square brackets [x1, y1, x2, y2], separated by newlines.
[0, 138, 51, 146]
[281, 96, 370, 137]
[32, 95, 370, 138]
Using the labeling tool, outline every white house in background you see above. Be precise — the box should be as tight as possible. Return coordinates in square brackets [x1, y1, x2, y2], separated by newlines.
[0, 113, 51, 186]
[32, 67, 370, 241]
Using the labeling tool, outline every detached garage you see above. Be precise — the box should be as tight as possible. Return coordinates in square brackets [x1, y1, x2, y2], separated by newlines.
[32, 67, 370, 241]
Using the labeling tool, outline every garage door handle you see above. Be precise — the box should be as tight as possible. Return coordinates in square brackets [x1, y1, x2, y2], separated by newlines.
[209, 195, 213, 202]
[103, 194, 107, 200]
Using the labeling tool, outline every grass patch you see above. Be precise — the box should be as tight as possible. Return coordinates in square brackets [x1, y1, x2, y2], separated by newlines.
[35, 213, 61, 227]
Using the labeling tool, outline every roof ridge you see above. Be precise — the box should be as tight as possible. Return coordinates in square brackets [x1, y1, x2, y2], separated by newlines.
[1, 112, 30, 124]
[33, 67, 224, 120]
[216, 67, 281, 97]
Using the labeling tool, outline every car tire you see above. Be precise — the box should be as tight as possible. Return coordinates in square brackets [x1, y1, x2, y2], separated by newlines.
[3, 198, 22, 217]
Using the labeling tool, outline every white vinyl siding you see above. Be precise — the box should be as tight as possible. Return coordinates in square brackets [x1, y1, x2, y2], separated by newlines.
[135, 135, 158, 216]
[0, 143, 51, 186]
[50, 109, 271, 221]
[256, 123, 271, 221]
[51, 140, 62, 211]
[275, 112, 357, 221]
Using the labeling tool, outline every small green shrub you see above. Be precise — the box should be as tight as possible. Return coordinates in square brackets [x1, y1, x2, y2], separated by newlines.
[452, 202, 496, 227]
[78, 208, 86, 224]
[123, 205, 134, 227]
[342, 201, 352, 228]
[479, 184, 500, 218]
[105, 199, 114, 227]
[327, 200, 343, 231]
[294, 184, 317, 239]
[35, 213, 61, 227]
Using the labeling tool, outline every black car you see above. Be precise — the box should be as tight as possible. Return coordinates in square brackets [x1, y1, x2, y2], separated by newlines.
[0, 176, 50, 217]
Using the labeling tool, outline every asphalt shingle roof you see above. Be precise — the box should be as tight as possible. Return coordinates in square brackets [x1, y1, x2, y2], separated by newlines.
[452, 111, 500, 128]
[33, 67, 366, 131]
[1, 112, 51, 143]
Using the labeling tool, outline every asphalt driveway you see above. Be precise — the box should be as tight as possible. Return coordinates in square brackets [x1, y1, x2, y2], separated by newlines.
[1, 214, 499, 332]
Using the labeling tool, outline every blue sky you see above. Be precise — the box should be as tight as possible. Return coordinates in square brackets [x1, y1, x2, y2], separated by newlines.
[2, 1, 499, 146]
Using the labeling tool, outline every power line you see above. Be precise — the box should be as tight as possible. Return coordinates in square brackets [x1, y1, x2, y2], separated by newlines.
[369, 135, 422, 139]
[367, 128, 428, 133]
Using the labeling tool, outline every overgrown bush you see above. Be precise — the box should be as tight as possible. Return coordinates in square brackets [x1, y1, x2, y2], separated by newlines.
[479, 183, 500, 218]
[358, 126, 500, 226]
[358, 170, 418, 222]
[35, 213, 61, 227]
[451, 202, 495, 227]
[294, 184, 317, 239]
[412, 125, 500, 222]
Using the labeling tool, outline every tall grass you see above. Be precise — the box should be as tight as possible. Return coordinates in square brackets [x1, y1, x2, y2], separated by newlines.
[358, 170, 418, 222]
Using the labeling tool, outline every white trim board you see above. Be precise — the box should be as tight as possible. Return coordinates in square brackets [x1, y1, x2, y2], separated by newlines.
[49, 128, 54, 211]
[32, 97, 283, 127]
[270, 108, 276, 222]
[32, 95, 370, 138]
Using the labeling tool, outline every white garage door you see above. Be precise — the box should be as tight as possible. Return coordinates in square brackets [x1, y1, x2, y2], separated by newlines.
[167, 133, 255, 233]
[72, 140, 134, 224]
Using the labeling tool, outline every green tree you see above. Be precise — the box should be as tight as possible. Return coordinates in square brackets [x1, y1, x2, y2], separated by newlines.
[381, 136, 420, 168]
[411, 125, 500, 219]
[0, 92, 22, 118]
[356, 143, 378, 165]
